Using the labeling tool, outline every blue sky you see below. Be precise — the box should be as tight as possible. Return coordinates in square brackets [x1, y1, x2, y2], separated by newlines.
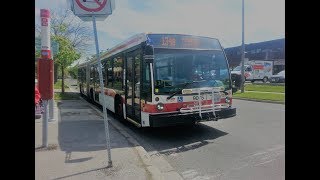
[35, 0, 285, 60]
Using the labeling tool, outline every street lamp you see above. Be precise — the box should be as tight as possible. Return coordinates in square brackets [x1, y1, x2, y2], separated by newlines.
[240, 0, 245, 93]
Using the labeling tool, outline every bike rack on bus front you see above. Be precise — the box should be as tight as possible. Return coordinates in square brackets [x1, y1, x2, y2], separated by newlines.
[179, 87, 228, 119]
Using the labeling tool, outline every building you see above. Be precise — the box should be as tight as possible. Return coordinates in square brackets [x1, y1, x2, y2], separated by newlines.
[224, 38, 285, 74]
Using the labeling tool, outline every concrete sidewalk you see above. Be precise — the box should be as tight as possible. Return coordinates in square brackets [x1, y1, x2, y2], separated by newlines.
[35, 99, 163, 180]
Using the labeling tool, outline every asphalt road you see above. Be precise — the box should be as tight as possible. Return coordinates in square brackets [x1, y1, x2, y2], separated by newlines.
[65, 78, 285, 179]
[116, 99, 285, 180]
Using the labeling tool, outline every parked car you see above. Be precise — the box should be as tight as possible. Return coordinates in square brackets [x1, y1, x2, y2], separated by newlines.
[269, 70, 285, 83]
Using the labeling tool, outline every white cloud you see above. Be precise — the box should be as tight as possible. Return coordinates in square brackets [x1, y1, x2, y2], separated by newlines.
[35, 0, 285, 51]
[244, 0, 285, 43]
[95, 0, 284, 48]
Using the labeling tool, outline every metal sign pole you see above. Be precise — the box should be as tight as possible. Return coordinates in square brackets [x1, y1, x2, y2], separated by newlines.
[42, 100, 48, 147]
[92, 14, 112, 167]
[49, 99, 54, 121]
[241, 0, 245, 93]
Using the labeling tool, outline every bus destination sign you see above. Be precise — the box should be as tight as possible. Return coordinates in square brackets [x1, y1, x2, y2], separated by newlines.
[147, 34, 221, 50]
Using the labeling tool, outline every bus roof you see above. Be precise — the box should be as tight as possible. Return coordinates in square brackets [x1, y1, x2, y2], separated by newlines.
[79, 33, 147, 67]
[79, 33, 222, 67]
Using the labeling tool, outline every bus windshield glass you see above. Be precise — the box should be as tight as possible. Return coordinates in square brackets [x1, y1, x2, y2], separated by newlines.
[153, 49, 231, 94]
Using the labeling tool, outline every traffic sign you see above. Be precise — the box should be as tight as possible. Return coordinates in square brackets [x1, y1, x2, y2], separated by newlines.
[68, 0, 115, 167]
[70, 0, 115, 21]
[76, 0, 107, 12]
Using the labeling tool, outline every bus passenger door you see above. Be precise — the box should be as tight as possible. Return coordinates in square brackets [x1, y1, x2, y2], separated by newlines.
[125, 51, 141, 123]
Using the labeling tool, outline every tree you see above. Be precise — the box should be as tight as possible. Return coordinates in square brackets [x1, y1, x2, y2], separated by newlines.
[67, 66, 78, 79]
[36, 9, 93, 53]
[35, 8, 93, 83]
[53, 36, 81, 93]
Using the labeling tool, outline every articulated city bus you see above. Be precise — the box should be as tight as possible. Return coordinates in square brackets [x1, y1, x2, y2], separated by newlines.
[78, 33, 236, 127]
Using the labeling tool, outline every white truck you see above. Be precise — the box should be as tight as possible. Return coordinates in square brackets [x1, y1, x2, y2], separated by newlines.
[231, 60, 273, 83]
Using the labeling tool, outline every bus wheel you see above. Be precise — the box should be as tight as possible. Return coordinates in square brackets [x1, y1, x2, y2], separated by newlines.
[115, 96, 124, 121]
[263, 77, 268, 83]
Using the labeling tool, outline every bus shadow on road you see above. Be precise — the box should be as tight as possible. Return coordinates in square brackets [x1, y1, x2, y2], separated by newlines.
[133, 122, 228, 154]
[105, 109, 229, 154]
[58, 98, 228, 156]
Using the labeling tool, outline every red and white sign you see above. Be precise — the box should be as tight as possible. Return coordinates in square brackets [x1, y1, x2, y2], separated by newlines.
[70, 0, 115, 21]
[40, 9, 50, 18]
[40, 9, 51, 59]
[41, 18, 48, 26]
[76, 0, 108, 12]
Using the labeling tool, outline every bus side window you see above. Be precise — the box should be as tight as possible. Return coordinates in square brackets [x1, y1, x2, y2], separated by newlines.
[102, 62, 107, 87]
[145, 65, 150, 82]
[113, 57, 123, 90]
[141, 62, 151, 102]
[105, 59, 113, 88]
[90, 66, 95, 85]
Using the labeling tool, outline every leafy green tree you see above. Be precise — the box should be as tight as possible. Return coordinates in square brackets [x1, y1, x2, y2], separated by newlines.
[53, 36, 80, 93]
[36, 9, 92, 53]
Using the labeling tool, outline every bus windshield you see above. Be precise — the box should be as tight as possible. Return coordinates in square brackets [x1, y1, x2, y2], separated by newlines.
[153, 49, 231, 94]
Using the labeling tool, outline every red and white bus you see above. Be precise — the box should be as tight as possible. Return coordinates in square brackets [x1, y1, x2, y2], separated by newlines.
[78, 33, 236, 127]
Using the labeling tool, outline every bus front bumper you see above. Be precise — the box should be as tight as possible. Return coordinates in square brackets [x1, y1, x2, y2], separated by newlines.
[149, 107, 236, 127]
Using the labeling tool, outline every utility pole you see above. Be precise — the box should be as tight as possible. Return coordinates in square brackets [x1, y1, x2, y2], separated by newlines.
[241, 0, 245, 93]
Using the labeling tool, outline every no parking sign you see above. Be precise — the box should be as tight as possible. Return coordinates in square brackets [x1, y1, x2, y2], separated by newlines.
[70, 0, 115, 21]
[69, 0, 115, 167]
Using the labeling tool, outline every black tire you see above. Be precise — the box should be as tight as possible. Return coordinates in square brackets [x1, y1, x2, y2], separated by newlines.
[263, 77, 268, 83]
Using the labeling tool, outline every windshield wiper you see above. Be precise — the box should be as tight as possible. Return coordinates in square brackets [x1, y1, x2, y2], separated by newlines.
[166, 80, 206, 100]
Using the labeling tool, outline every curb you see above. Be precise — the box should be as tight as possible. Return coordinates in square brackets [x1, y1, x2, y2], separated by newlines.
[251, 82, 285, 86]
[233, 97, 285, 104]
[245, 90, 285, 94]
[81, 97, 166, 180]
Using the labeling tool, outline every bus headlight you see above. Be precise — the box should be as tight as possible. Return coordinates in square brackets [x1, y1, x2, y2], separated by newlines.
[156, 103, 164, 111]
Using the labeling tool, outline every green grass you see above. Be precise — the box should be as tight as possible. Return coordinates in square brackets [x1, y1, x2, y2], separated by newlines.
[244, 84, 285, 93]
[233, 91, 285, 103]
[54, 92, 79, 100]
[54, 80, 69, 89]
